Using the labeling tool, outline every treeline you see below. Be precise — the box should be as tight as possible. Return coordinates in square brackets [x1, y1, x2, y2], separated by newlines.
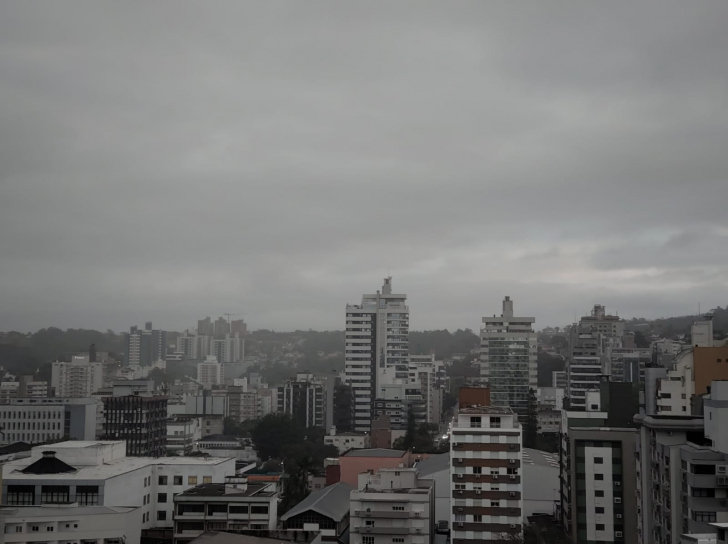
[627, 305, 728, 339]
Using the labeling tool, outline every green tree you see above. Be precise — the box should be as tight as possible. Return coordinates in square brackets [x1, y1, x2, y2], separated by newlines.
[250, 414, 305, 461]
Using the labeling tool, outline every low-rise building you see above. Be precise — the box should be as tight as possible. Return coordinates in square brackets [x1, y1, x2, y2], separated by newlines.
[167, 417, 203, 456]
[324, 429, 370, 453]
[0, 397, 100, 445]
[172, 475, 279, 543]
[0, 504, 142, 544]
[281, 481, 353, 540]
[1, 440, 235, 536]
[350, 468, 435, 544]
[339, 449, 425, 487]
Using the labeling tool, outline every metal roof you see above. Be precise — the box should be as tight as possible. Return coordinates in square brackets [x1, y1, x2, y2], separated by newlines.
[342, 448, 405, 458]
[280, 481, 353, 522]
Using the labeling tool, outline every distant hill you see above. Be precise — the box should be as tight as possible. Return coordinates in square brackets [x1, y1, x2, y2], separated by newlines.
[625, 306, 728, 339]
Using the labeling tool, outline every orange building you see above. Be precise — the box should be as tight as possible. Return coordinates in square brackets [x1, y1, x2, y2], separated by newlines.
[694, 346, 728, 396]
[337, 448, 429, 486]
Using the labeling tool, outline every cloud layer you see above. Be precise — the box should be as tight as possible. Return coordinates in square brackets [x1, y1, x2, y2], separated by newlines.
[1, 1, 727, 332]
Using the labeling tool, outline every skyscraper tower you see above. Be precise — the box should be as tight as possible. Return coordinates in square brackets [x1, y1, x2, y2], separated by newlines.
[344, 278, 409, 432]
[479, 296, 537, 420]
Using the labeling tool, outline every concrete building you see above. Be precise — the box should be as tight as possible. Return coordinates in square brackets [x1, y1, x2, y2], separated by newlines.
[610, 348, 651, 384]
[197, 356, 224, 388]
[277, 375, 326, 429]
[479, 296, 537, 420]
[124, 322, 167, 367]
[52, 356, 105, 398]
[324, 429, 370, 453]
[537, 387, 565, 410]
[450, 386, 523, 543]
[101, 382, 168, 457]
[0, 504, 142, 544]
[0, 378, 49, 404]
[167, 417, 203, 456]
[349, 468, 435, 544]
[172, 475, 278, 543]
[537, 405, 561, 434]
[561, 426, 638, 543]
[345, 277, 409, 432]
[281, 481, 353, 540]
[0, 397, 100, 445]
[552, 371, 568, 389]
[1, 441, 235, 535]
[210, 333, 245, 363]
[338, 449, 425, 487]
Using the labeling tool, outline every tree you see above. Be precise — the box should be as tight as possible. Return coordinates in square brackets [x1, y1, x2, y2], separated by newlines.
[402, 409, 416, 450]
[250, 414, 305, 461]
[523, 388, 538, 449]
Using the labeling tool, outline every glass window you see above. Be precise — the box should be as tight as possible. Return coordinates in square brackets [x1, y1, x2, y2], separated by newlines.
[174, 476, 183, 485]
[203, 476, 212, 484]
[158, 493, 167, 503]
[594, 457, 604, 464]
[188, 476, 197, 485]
[159, 476, 168, 485]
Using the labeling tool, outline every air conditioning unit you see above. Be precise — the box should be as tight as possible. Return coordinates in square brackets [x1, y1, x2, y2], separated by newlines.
[354, 527, 361, 533]
[509, 492, 516, 497]
[718, 465, 727, 474]
[458, 491, 463, 495]
[457, 458, 463, 463]
[616, 531, 623, 538]
[476, 474, 481, 479]
[510, 524, 517, 529]
[457, 474, 463, 479]
[615, 481, 621, 486]
[509, 444, 516, 449]
[616, 514, 622, 519]
[457, 507, 464, 512]
[509, 475, 516, 480]
[492, 475, 499, 480]
[509, 459, 516, 464]
[364, 527, 372, 533]
[416, 528, 422, 533]
[476, 490, 481, 495]
[365, 511, 371, 517]
[415, 512, 421, 517]
[615, 498, 622, 504]
[458, 523, 464, 528]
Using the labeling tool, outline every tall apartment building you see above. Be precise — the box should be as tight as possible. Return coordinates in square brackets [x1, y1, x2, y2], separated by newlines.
[349, 468, 434, 544]
[277, 376, 326, 428]
[197, 356, 224, 388]
[609, 348, 651, 384]
[197, 317, 214, 336]
[479, 296, 537, 419]
[210, 333, 244, 363]
[409, 354, 445, 424]
[0, 397, 100, 444]
[450, 386, 523, 544]
[124, 322, 167, 367]
[101, 382, 168, 457]
[345, 277, 409, 432]
[51, 356, 105, 397]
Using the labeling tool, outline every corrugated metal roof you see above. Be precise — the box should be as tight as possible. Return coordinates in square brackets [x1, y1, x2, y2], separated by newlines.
[280, 481, 354, 522]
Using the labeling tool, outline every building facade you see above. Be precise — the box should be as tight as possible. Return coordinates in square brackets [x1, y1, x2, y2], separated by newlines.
[345, 277, 409, 432]
[0, 397, 100, 445]
[51, 356, 105, 397]
[124, 322, 167, 367]
[349, 468, 434, 544]
[101, 386, 168, 457]
[479, 296, 537, 420]
[450, 387, 523, 543]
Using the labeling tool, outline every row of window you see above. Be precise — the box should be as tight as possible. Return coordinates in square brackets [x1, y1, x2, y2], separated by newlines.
[0, 410, 62, 419]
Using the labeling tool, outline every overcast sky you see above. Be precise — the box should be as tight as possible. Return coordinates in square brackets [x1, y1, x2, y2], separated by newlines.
[2, 2, 728, 334]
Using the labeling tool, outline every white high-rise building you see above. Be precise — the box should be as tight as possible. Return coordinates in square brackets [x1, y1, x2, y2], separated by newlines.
[51, 356, 105, 398]
[450, 386, 523, 543]
[345, 277, 409, 432]
[197, 356, 224, 388]
[479, 296, 537, 419]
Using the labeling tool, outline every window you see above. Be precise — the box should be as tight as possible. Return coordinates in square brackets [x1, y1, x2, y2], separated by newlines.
[595, 507, 604, 513]
[692, 488, 716, 498]
[490, 417, 501, 428]
[470, 417, 482, 428]
[693, 511, 717, 523]
[158, 493, 167, 503]
[472, 466, 482, 474]
[393, 539, 404, 543]
[596, 524, 605, 530]
[594, 474, 604, 480]
[77, 486, 99, 506]
[490, 484, 500, 491]
[490, 500, 500, 507]
[455, 484, 465, 490]
[473, 515, 482, 523]
[41, 485, 70, 504]
[46, 526, 54, 532]
[188, 476, 197, 485]
[454, 514, 465, 522]
[251, 505, 268, 514]
[7, 485, 34, 505]
[392, 506, 404, 511]
[363, 537, 374, 544]
[31, 526, 39, 532]
[595, 490, 604, 497]
[203, 476, 212, 484]
[594, 457, 604, 464]
[230, 505, 249, 514]
[174, 476, 183, 485]
[692, 464, 716, 475]
[159, 476, 168, 485]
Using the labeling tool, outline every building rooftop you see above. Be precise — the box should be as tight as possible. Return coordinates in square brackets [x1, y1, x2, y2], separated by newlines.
[343, 448, 406, 458]
[188, 531, 323, 544]
[0, 505, 139, 517]
[457, 406, 514, 415]
[200, 435, 240, 442]
[177, 483, 275, 498]
[21, 451, 76, 475]
[280, 481, 353, 522]
[414, 452, 449, 476]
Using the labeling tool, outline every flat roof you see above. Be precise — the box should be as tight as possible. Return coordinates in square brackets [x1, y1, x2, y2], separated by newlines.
[343, 448, 406, 458]
[177, 483, 275, 498]
[0, 505, 138, 517]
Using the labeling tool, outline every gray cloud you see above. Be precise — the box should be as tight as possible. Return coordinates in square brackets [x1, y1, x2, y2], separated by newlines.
[1, 1, 728, 333]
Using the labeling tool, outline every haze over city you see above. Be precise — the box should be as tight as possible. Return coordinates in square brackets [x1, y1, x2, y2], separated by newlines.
[2, 1, 728, 333]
